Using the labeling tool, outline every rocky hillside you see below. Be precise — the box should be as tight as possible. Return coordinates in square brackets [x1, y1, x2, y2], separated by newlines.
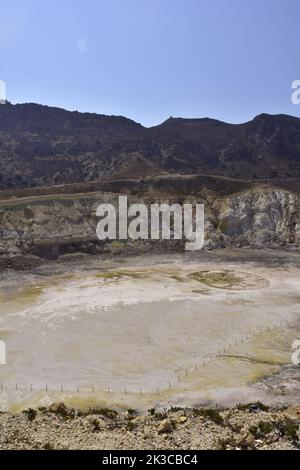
[1, 103, 299, 266]
[0, 183, 298, 269]
[1, 103, 300, 189]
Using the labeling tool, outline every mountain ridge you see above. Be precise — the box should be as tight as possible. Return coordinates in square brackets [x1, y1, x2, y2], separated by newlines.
[1, 102, 300, 190]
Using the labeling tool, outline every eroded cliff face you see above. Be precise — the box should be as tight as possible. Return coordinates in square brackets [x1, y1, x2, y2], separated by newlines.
[0, 187, 299, 269]
[207, 189, 299, 248]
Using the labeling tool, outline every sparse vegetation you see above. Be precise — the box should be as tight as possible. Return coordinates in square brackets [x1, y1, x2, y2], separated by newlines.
[249, 421, 274, 438]
[148, 408, 168, 421]
[278, 418, 299, 442]
[89, 408, 118, 419]
[91, 418, 101, 432]
[0, 404, 299, 450]
[23, 408, 37, 421]
[249, 418, 299, 443]
[192, 408, 224, 425]
[127, 409, 137, 417]
[126, 421, 137, 431]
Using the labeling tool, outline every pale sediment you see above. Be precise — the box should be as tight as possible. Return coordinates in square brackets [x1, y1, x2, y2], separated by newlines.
[0, 251, 299, 413]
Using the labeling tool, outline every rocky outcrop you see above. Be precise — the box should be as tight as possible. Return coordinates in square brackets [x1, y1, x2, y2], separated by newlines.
[0, 186, 298, 269]
[211, 189, 298, 248]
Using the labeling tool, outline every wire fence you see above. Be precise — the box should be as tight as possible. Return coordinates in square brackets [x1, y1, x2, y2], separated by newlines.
[0, 316, 298, 397]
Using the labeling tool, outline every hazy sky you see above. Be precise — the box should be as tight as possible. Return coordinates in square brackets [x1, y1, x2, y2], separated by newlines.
[1, 0, 300, 126]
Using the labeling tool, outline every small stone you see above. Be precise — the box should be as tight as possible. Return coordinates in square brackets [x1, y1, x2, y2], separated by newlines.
[179, 416, 187, 423]
[157, 419, 173, 434]
[48, 402, 74, 418]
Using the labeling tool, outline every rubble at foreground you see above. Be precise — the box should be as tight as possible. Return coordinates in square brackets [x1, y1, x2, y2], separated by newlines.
[0, 403, 299, 450]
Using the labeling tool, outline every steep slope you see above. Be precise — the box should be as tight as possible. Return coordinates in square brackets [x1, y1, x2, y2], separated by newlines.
[1, 103, 300, 190]
[0, 185, 298, 269]
[0, 103, 147, 188]
[151, 114, 300, 179]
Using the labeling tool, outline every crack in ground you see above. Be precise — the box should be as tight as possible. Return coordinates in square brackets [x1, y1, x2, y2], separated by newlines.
[219, 354, 284, 366]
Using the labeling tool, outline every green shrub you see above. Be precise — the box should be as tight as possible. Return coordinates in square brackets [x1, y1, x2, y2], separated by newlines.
[279, 418, 299, 442]
[91, 408, 117, 419]
[23, 408, 37, 421]
[148, 408, 167, 420]
[193, 408, 224, 425]
[126, 421, 137, 431]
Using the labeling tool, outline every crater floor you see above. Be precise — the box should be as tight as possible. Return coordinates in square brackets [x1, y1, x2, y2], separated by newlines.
[0, 249, 299, 412]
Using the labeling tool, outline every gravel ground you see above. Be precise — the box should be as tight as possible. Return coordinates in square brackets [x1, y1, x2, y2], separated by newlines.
[0, 403, 299, 450]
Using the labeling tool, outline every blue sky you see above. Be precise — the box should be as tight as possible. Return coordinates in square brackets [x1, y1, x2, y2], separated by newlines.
[1, 0, 300, 126]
